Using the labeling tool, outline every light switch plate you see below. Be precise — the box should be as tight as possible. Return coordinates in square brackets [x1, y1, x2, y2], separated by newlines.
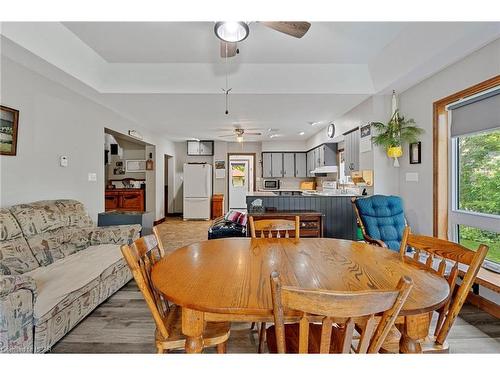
[88, 173, 97, 182]
[406, 172, 419, 182]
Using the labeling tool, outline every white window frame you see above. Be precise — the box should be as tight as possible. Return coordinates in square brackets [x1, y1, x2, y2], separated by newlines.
[449, 130, 500, 270]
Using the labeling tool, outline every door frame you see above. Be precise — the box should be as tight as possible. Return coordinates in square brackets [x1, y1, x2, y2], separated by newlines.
[432, 75, 500, 238]
[227, 153, 256, 211]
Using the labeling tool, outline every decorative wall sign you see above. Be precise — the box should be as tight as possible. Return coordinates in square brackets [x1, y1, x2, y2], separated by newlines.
[0, 105, 19, 156]
[214, 160, 226, 179]
[359, 123, 372, 153]
[409, 142, 422, 164]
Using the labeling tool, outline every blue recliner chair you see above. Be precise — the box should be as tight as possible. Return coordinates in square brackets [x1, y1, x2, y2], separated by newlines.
[351, 195, 407, 251]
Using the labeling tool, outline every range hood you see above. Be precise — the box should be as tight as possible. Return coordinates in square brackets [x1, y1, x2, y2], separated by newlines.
[311, 165, 338, 175]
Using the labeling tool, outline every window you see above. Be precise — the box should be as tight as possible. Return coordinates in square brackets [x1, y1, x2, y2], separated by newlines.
[451, 127, 500, 268]
[457, 129, 500, 216]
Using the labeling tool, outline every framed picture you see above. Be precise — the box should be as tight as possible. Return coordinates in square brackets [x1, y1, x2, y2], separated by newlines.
[0, 105, 19, 156]
[409, 142, 421, 164]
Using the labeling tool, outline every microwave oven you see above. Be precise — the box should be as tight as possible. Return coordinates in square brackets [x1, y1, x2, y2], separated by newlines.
[262, 179, 280, 190]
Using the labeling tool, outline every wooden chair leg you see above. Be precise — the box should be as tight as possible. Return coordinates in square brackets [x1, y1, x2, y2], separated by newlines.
[157, 346, 164, 354]
[258, 322, 267, 353]
[250, 322, 256, 330]
[216, 342, 227, 354]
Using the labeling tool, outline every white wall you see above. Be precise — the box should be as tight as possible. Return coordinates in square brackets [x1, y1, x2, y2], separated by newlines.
[0, 56, 175, 221]
[398, 38, 500, 235]
[261, 141, 307, 152]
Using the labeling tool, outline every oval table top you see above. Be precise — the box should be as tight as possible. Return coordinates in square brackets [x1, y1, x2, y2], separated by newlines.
[151, 238, 450, 317]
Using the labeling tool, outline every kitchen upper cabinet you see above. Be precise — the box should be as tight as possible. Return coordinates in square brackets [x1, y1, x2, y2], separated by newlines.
[271, 153, 283, 177]
[262, 153, 273, 178]
[344, 128, 360, 176]
[282, 153, 295, 178]
[317, 145, 325, 166]
[186, 140, 214, 156]
[295, 153, 307, 178]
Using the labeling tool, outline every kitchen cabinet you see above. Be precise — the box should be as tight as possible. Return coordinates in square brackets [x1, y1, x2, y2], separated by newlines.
[344, 128, 360, 176]
[295, 153, 307, 177]
[271, 153, 283, 177]
[282, 153, 295, 178]
[262, 153, 273, 178]
[307, 150, 314, 177]
[105, 189, 145, 212]
[186, 140, 214, 156]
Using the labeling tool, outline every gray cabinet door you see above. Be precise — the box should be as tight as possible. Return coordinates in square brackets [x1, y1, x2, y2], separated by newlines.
[318, 145, 325, 166]
[262, 153, 272, 178]
[344, 129, 360, 175]
[307, 150, 314, 177]
[282, 153, 295, 178]
[352, 129, 359, 171]
[295, 153, 307, 177]
[271, 153, 283, 177]
[187, 141, 199, 155]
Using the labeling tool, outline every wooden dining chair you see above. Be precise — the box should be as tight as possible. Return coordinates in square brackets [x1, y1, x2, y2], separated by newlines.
[248, 215, 300, 352]
[266, 271, 413, 354]
[121, 235, 231, 353]
[399, 226, 489, 353]
[249, 216, 300, 239]
[152, 225, 167, 257]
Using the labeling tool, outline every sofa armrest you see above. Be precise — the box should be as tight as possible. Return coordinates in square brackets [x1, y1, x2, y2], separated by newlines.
[0, 275, 37, 353]
[89, 224, 142, 246]
[0, 274, 37, 299]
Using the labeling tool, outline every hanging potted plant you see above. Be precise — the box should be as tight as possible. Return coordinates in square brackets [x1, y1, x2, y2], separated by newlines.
[371, 93, 423, 167]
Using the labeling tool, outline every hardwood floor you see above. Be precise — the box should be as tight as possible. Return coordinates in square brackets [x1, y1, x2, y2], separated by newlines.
[51, 218, 500, 354]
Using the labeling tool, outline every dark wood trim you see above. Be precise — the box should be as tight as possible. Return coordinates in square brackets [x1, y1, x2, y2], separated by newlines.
[153, 217, 166, 226]
[466, 292, 500, 319]
[0, 105, 19, 156]
[166, 212, 182, 217]
[342, 126, 360, 136]
[432, 75, 500, 238]
[227, 153, 257, 210]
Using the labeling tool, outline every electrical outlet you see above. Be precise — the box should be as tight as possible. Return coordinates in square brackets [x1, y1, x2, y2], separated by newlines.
[88, 173, 97, 182]
[60, 156, 68, 167]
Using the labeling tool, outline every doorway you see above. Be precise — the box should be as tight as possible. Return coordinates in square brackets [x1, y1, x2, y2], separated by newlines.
[228, 153, 255, 210]
[164, 154, 174, 217]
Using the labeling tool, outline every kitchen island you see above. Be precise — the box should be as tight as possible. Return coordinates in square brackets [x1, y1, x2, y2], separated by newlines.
[246, 193, 359, 240]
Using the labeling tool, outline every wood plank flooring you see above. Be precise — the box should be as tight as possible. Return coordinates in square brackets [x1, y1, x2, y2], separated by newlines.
[51, 218, 500, 354]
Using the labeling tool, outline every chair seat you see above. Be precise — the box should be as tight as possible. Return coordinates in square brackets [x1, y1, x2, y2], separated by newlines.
[266, 323, 345, 354]
[156, 305, 231, 351]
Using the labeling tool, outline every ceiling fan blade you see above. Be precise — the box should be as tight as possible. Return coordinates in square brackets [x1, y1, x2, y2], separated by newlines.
[260, 22, 311, 38]
[244, 132, 262, 136]
[219, 134, 236, 137]
[220, 41, 237, 58]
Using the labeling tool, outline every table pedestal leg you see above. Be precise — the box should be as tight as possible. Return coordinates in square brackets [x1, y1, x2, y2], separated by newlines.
[398, 313, 430, 354]
[182, 307, 205, 353]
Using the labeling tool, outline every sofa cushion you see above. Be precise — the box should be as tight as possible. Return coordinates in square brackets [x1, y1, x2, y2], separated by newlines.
[27, 227, 92, 267]
[0, 208, 23, 241]
[224, 210, 248, 226]
[54, 200, 94, 228]
[10, 201, 66, 238]
[355, 195, 406, 251]
[24, 244, 125, 323]
[0, 237, 39, 275]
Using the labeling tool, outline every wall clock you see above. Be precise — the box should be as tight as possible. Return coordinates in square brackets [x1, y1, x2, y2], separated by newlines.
[327, 123, 335, 138]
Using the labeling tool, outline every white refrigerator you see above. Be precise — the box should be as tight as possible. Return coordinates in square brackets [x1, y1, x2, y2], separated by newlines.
[183, 163, 212, 220]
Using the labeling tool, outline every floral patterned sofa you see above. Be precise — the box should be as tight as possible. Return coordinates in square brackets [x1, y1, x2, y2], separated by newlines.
[0, 199, 141, 353]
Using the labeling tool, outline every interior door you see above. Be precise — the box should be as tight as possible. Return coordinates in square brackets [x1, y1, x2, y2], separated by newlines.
[229, 160, 249, 209]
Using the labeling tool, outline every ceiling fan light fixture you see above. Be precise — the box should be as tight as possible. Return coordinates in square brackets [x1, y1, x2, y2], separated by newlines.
[236, 135, 244, 143]
[215, 21, 249, 42]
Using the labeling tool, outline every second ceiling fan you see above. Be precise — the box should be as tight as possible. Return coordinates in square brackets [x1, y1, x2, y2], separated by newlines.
[215, 21, 311, 58]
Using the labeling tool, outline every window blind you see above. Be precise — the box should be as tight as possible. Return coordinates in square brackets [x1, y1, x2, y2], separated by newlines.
[448, 87, 500, 137]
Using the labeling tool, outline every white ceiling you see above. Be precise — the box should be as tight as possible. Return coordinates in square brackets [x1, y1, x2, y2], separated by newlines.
[62, 22, 406, 64]
[1, 22, 499, 141]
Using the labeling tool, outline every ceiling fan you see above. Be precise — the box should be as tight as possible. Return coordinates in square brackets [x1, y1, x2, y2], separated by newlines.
[218, 127, 263, 142]
[215, 21, 311, 58]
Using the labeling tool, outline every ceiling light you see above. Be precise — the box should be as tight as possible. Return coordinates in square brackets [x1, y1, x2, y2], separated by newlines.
[310, 121, 323, 127]
[299, 131, 305, 136]
[214, 22, 249, 43]
[236, 135, 244, 143]
[269, 134, 281, 139]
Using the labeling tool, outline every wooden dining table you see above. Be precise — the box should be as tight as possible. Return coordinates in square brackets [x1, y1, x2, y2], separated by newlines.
[151, 238, 450, 354]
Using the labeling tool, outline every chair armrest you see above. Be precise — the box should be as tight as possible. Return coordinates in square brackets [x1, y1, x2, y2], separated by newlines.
[363, 235, 388, 248]
[0, 275, 37, 353]
[89, 224, 142, 246]
[0, 274, 37, 299]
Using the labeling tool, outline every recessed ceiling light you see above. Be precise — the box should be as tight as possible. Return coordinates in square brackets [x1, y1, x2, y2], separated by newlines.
[269, 134, 282, 139]
[299, 131, 305, 136]
[214, 22, 249, 43]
